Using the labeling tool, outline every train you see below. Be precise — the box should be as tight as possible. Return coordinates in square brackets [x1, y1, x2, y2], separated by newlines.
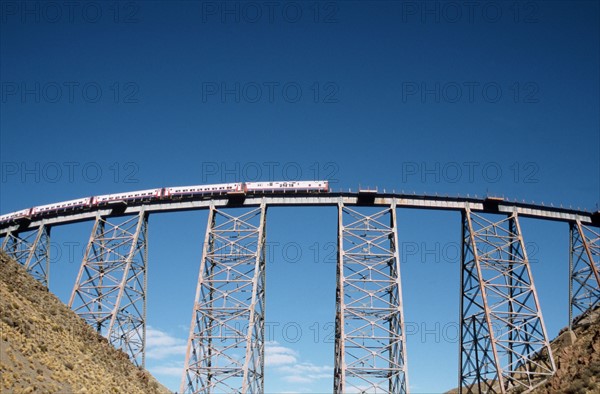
[0, 181, 329, 225]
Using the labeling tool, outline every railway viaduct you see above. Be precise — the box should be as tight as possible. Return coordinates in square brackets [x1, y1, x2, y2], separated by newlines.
[1, 189, 599, 393]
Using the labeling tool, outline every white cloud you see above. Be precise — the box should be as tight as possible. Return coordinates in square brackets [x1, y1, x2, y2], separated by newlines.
[149, 363, 184, 377]
[278, 363, 330, 375]
[279, 362, 332, 383]
[265, 341, 298, 366]
[146, 326, 188, 360]
[147, 344, 188, 359]
[265, 342, 332, 386]
[283, 375, 313, 384]
[267, 353, 297, 366]
[147, 336, 332, 391]
[265, 341, 298, 355]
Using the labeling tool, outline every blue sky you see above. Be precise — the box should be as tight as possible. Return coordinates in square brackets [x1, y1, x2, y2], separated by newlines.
[1, 1, 599, 393]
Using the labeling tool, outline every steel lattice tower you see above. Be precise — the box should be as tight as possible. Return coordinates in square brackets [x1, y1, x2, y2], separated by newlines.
[334, 202, 409, 394]
[1, 224, 51, 287]
[459, 206, 555, 393]
[569, 220, 600, 325]
[69, 210, 148, 367]
[181, 203, 267, 394]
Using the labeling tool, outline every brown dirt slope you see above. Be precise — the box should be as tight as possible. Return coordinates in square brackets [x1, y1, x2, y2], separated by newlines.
[0, 252, 171, 394]
[446, 307, 600, 394]
[531, 307, 600, 394]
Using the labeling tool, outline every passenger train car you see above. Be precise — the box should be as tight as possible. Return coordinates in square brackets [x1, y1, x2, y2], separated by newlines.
[0, 181, 329, 225]
[166, 183, 244, 197]
[32, 197, 94, 215]
[245, 181, 328, 193]
[93, 189, 163, 205]
[0, 208, 34, 224]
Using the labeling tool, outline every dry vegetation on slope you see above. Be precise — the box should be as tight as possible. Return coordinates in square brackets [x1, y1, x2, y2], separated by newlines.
[446, 307, 600, 394]
[0, 252, 171, 394]
[531, 307, 600, 394]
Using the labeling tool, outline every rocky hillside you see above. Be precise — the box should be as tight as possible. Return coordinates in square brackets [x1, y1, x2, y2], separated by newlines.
[0, 252, 171, 394]
[531, 307, 600, 394]
[446, 307, 600, 394]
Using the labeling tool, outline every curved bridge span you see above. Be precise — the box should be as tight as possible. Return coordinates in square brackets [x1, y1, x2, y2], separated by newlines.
[1, 186, 599, 394]
[1, 191, 597, 234]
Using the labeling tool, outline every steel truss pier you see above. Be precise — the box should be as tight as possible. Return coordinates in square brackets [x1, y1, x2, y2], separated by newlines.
[1, 224, 51, 287]
[459, 206, 555, 393]
[334, 202, 409, 394]
[181, 203, 267, 394]
[68, 210, 148, 367]
[569, 220, 600, 326]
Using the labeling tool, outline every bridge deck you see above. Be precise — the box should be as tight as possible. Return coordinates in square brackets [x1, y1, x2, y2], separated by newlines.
[0, 192, 597, 235]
